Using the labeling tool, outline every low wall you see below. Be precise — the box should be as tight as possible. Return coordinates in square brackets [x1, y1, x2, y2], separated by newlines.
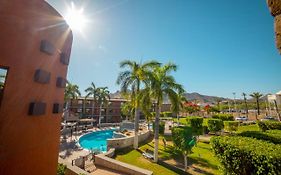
[107, 130, 151, 149]
[95, 154, 153, 175]
[58, 158, 90, 175]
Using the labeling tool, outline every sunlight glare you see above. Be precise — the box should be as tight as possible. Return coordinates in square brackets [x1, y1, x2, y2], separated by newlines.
[65, 2, 87, 32]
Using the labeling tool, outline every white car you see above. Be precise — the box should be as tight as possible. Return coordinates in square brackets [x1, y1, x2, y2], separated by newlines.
[235, 116, 248, 121]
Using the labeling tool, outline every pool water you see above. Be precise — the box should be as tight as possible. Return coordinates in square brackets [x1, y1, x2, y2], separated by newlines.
[79, 129, 115, 152]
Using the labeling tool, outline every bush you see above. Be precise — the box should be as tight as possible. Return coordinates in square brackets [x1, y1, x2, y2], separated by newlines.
[186, 116, 203, 135]
[153, 121, 165, 134]
[238, 130, 281, 144]
[212, 114, 234, 121]
[257, 121, 281, 131]
[211, 136, 281, 175]
[162, 112, 173, 118]
[57, 163, 66, 175]
[224, 121, 239, 132]
[207, 119, 223, 132]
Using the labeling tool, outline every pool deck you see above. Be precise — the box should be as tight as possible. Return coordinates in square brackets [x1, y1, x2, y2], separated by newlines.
[59, 127, 130, 175]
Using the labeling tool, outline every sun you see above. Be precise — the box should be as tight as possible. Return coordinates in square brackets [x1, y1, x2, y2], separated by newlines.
[65, 2, 87, 32]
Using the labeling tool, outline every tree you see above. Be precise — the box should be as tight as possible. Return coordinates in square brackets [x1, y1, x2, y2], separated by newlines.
[250, 92, 263, 116]
[216, 99, 221, 112]
[96, 87, 110, 126]
[172, 92, 187, 126]
[85, 82, 99, 125]
[121, 101, 134, 121]
[64, 82, 81, 123]
[242, 93, 249, 118]
[147, 62, 184, 162]
[172, 126, 196, 171]
[116, 60, 160, 149]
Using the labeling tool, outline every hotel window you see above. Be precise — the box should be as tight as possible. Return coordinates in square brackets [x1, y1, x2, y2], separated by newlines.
[0, 67, 8, 107]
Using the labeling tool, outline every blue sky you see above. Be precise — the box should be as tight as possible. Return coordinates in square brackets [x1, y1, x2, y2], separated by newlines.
[47, 0, 281, 98]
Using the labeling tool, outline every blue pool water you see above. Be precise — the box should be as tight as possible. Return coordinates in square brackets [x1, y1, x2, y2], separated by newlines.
[79, 129, 115, 152]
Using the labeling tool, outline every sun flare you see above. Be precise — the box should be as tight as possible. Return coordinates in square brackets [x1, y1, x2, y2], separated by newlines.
[65, 2, 87, 32]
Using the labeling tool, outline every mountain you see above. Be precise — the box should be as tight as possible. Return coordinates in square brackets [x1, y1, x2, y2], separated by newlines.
[110, 91, 228, 104]
[182, 92, 228, 104]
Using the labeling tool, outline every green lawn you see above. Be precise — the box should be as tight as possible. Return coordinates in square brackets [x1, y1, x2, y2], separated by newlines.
[115, 148, 178, 175]
[115, 135, 220, 175]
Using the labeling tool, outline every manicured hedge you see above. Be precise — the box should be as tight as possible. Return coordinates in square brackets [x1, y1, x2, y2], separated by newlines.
[207, 119, 223, 132]
[238, 130, 281, 144]
[224, 121, 239, 132]
[212, 114, 234, 121]
[162, 112, 173, 118]
[186, 116, 203, 135]
[153, 121, 165, 134]
[257, 121, 281, 131]
[211, 136, 281, 175]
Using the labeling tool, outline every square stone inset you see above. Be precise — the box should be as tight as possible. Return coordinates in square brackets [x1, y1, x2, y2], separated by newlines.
[56, 77, 66, 88]
[34, 69, 51, 84]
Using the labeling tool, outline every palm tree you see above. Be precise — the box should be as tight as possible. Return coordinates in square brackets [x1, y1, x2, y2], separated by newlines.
[147, 62, 184, 162]
[96, 87, 110, 126]
[215, 99, 221, 112]
[121, 101, 134, 121]
[116, 60, 160, 149]
[250, 92, 263, 116]
[85, 82, 99, 125]
[242, 93, 249, 117]
[172, 92, 187, 126]
[64, 82, 81, 122]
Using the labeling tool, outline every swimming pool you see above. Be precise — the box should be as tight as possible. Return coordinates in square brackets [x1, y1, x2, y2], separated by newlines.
[79, 129, 115, 152]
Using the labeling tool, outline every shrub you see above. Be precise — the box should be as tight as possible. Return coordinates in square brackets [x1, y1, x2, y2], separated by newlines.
[57, 163, 66, 175]
[207, 119, 223, 132]
[212, 114, 234, 121]
[186, 116, 203, 135]
[224, 121, 239, 132]
[238, 130, 281, 144]
[153, 121, 165, 134]
[211, 136, 281, 175]
[257, 121, 281, 131]
[162, 112, 173, 118]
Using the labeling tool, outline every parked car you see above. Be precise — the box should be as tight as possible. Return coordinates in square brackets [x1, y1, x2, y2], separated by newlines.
[235, 116, 248, 121]
[261, 116, 277, 121]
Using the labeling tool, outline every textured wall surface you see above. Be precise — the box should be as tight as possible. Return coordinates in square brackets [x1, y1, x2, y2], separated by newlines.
[267, 0, 281, 54]
[0, 0, 72, 174]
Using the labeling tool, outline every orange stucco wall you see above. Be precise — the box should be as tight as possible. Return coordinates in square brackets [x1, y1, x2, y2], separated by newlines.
[0, 0, 72, 174]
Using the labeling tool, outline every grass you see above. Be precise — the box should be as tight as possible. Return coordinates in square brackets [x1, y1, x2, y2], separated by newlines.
[115, 148, 178, 175]
[114, 135, 220, 175]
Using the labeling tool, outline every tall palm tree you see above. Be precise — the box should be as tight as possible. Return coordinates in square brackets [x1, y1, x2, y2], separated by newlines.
[116, 60, 160, 149]
[64, 82, 81, 122]
[172, 92, 187, 126]
[85, 82, 99, 125]
[147, 62, 184, 162]
[96, 87, 110, 126]
[250, 92, 263, 116]
[242, 93, 249, 117]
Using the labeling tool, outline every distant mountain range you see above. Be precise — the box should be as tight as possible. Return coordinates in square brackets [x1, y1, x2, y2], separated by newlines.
[110, 91, 229, 104]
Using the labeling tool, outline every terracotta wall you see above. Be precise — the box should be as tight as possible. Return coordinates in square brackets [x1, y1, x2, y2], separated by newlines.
[0, 0, 72, 174]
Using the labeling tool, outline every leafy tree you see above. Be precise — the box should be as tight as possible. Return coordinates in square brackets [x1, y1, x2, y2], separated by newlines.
[172, 93, 187, 125]
[116, 60, 160, 149]
[172, 126, 196, 171]
[146, 62, 184, 162]
[96, 87, 110, 125]
[57, 163, 66, 175]
[250, 92, 263, 116]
